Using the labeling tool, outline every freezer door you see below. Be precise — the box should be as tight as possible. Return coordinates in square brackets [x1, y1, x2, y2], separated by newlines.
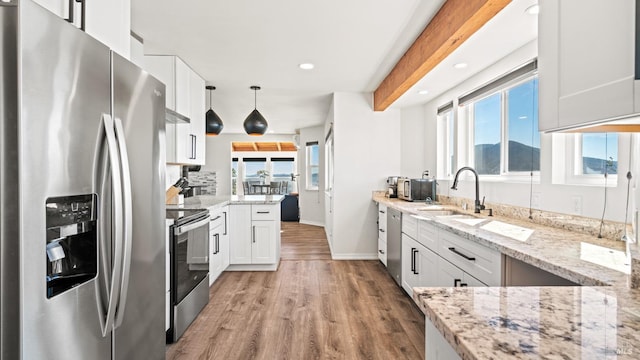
[19, 1, 111, 359]
[111, 52, 166, 360]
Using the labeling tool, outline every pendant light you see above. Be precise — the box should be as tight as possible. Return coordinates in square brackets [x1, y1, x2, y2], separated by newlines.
[243, 85, 268, 136]
[205, 85, 224, 136]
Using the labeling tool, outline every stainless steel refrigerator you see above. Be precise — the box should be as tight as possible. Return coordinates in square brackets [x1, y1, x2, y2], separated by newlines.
[1, 1, 166, 359]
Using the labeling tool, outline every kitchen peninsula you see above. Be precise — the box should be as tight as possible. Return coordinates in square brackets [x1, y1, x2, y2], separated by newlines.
[373, 193, 640, 359]
[168, 194, 285, 272]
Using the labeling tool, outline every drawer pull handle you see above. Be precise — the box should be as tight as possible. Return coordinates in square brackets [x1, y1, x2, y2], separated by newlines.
[256, 211, 270, 214]
[448, 247, 475, 261]
[379, 229, 385, 232]
[454, 278, 461, 287]
[379, 210, 385, 213]
[210, 215, 222, 222]
[378, 250, 385, 254]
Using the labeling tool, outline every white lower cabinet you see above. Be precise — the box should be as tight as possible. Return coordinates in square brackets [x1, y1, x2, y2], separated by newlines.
[425, 319, 461, 360]
[229, 204, 281, 270]
[399, 215, 503, 297]
[208, 205, 229, 286]
[378, 203, 387, 265]
[402, 234, 438, 297]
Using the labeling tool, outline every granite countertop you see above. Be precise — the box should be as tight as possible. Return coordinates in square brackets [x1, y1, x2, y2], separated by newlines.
[413, 286, 640, 359]
[373, 193, 640, 359]
[166, 194, 285, 211]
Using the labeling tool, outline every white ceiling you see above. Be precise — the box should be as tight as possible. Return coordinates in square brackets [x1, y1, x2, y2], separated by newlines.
[131, 0, 537, 135]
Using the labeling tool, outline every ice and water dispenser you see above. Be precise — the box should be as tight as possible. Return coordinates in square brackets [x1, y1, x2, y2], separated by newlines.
[45, 194, 97, 298]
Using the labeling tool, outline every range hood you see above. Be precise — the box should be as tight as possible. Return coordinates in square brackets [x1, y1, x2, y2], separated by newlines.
[165, 108, 190, 124]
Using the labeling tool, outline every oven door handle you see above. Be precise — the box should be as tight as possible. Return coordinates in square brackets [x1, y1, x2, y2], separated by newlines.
[175, 217, 210, 235]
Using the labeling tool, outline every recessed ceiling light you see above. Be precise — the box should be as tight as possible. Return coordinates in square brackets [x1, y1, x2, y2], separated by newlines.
[453, 63, 468, 69]
[525, 4, 539, 15]
[417, 90, 429, 95]
[299, 63, 314, 70]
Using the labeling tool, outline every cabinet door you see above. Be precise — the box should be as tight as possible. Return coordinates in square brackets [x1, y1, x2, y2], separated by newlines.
[85, 0, 130, 58]
[556, 0, 634, 128]
[462, 272, 487, 287]
[436, 256, 464, 288]
[401, 234, 420, 296]
[417, 246, 439, 288]
[221, 208, 230, 269]
[174, 58, 191, 117]
[143, 56, 175, 110]
[229, 205, 252, 264]
[251, 221, 276, 264]
[189, 69, 206, 165]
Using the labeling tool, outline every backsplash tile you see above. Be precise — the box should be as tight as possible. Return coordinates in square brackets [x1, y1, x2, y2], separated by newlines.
[187, 170, 217, 195]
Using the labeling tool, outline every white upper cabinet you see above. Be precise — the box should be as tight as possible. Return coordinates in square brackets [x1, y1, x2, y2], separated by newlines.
[33, 0, 131, 59]
[539, 0, 636, 131]
[85, 0, 130, 58]
[144, 55, 206, 165]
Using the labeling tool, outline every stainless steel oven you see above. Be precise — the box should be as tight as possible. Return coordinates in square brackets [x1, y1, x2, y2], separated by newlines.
[166, 209, 210, 343]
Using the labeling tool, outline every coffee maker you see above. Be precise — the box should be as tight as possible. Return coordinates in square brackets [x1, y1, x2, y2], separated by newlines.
[386, 176, 400, 198]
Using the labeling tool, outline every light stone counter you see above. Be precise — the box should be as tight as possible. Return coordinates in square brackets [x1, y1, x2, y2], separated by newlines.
[166, 194, 284, 212]
[373, 193, 640, 359]
[412, 286, 640, 359]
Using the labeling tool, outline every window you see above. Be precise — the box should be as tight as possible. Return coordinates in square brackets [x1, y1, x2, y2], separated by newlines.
[231, 158, 239, 195]
[306, 141, 319, 190]
[578, 133, 618, 175]
[473, 93, 502, 175]
[506, 78, 540, 172]
[271, 157, 295, 193]
[460, 61, 539, 177]
[436, 102, 455, 178]
[244, 158, 268, 184]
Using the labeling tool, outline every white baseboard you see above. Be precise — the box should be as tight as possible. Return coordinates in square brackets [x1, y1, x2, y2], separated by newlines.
[330, 253, 379, 260]
[299, 219, 324, 227]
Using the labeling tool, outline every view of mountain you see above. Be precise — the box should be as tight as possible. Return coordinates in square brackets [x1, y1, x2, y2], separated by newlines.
[474, 141, 616, 175]
[474, 141, 540, 174]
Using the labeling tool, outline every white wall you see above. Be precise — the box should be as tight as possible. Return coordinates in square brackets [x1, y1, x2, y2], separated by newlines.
[400, 105, 431, 178]
[203, 133, 295, 196]
[406, 40, 635, 222]
[329, 92, 402, 259]
[298, 125, 325, 226]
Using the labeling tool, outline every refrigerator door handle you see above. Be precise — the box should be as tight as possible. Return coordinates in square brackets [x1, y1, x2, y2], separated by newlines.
[113, 116, 133, 329]
[99, 113, 124, 337]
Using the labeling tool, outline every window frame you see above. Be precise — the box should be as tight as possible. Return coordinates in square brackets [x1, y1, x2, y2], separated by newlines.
[305, 141, 319, 191]
[464, 74, 541, 181]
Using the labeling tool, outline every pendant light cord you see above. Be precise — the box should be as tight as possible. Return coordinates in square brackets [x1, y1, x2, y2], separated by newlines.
[208, 88, 212, 110]
[254, 88, 257, 110]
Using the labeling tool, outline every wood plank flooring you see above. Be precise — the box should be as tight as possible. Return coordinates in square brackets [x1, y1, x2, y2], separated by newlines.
[166, 222, 425, 359]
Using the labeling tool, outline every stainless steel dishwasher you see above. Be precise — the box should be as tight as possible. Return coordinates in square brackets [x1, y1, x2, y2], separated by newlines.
[386, 208, 402, 286]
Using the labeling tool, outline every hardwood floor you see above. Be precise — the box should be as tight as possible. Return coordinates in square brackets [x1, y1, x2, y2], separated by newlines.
[166, 222, 425, 359]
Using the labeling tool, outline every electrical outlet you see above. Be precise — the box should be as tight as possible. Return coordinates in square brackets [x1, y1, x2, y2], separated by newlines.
[571, 195, 582, 215]
[531, 192, 541, 209]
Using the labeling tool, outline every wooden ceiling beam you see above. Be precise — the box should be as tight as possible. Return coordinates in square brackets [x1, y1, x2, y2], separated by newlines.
[373, 0, 511, 111]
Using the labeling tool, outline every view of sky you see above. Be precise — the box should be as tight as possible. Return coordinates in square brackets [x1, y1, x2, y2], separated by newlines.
[582, 133, 618, 161]
[507, 78, 540, 148]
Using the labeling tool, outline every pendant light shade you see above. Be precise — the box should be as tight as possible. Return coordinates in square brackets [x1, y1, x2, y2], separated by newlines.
[243, 85, 268, 136]
[205, 86, 223, 136]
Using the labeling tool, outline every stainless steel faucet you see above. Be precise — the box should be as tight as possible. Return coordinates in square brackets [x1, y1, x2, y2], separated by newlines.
[451, 166, 485, 214]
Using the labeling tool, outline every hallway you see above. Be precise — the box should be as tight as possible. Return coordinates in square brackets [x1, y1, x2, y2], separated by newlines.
[166, 222, 425, 359]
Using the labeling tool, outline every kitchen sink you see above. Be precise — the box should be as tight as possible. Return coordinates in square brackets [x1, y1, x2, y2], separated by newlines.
[417, 209, 466, 216]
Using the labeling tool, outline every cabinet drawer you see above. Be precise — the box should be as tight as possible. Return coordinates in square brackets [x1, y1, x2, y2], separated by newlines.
[378, 237, 387, 266]
[252, 205, 277, 221]
[402, 215, 418, 239]
[209, 211, 224, 230]
[417, 219, 438, 252]
[378, 204, 387, 231]
[438, 230, 501, 286]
